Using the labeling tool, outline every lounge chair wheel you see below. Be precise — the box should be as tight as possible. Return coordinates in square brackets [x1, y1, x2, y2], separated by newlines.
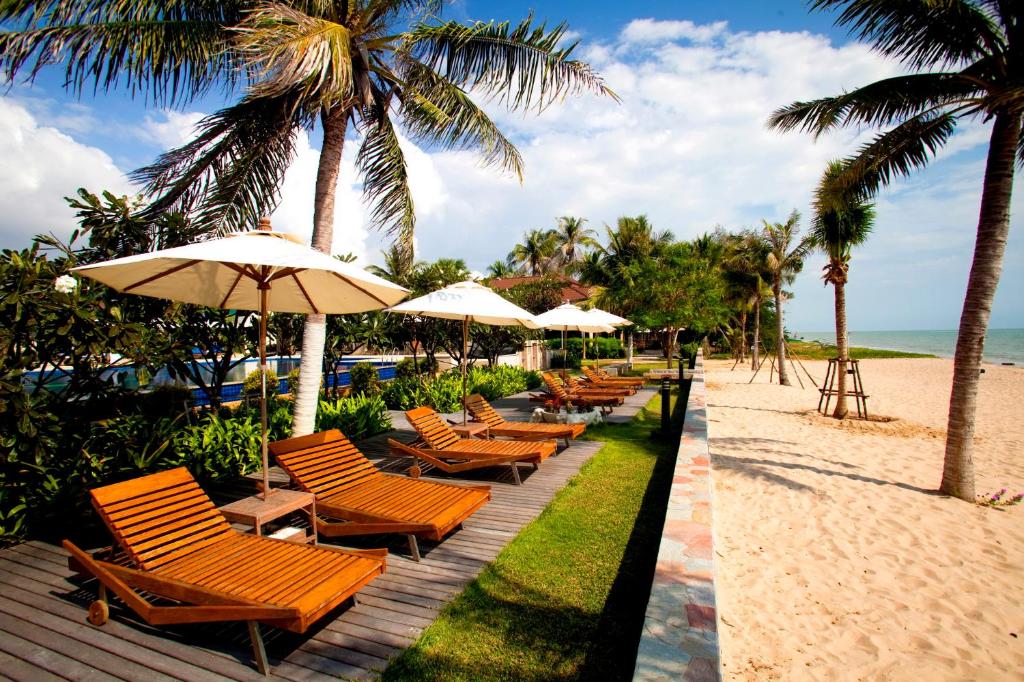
[408, 464, 421, 478]
[88, 599, 109, 626]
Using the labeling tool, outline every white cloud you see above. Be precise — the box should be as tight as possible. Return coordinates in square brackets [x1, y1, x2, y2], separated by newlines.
[139, 110, 206, 148]
[0, 98, 134, 248]
[620, 18, 728, 45]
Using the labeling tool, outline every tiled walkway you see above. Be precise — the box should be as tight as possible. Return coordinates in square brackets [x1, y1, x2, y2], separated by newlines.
[0, 387, 654, 681]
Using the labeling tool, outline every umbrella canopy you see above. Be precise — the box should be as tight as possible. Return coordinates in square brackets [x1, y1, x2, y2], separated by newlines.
[534, 303, 615, 333]
[388, 280, 539, 423]
[586, 307, 633, 327]
[73, 225, 408, 499]
[73, 230, 406, 314]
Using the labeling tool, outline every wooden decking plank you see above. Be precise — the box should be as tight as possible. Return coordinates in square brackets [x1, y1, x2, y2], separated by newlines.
[0, 623, 124, 682]
[0, 598, 187, 682]
[0, 595, 226, 682]
[0, 650, 66, 682]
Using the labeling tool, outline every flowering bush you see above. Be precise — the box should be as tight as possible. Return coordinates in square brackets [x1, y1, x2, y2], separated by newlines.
[977, 489, 1024, 507]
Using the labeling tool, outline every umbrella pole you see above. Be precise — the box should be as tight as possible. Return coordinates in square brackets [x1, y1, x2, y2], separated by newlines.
[462, 317, 469, 425]
[259, 284, 271, 501]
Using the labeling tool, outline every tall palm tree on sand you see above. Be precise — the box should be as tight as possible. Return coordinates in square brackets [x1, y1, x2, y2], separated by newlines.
[552, 215, 598, 273]
[0, 2, 617, 435]
[762, 211, 812, 386]
[767, 0, 1022, 501]
[810, 159, 875, 419]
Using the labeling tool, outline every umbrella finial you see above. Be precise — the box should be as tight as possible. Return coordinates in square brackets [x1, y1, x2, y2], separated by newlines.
[258, 216, 272, 232]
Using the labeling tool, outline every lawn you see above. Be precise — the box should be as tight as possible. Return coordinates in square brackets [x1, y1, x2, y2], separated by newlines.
[382, 393, 678, 681]
[710, 340, 935, 361]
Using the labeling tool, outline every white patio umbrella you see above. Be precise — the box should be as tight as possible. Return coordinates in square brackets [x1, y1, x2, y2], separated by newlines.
[387, 280, 539, 423]
[73, 220, 408, 499]
[533, 303, 614, 369]
[585, 308, 633, 367]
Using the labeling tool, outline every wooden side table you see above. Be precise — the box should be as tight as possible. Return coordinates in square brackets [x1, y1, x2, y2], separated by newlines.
[219, 489, 317, 544]
[450, 421, 490, 439]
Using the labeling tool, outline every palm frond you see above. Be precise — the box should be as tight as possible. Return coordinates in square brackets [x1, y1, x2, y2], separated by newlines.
[836, 111, 959, 199]
[234, 3, 353, 106]
[810, 0, 1005, 68]
[0, 0, 239, 105]
[132, 91, 309, 235]
[398, 59, 524, 179]
[767, 73, 982, 138]
[402, 15, 618, 112]
[356, 99, 416, 246]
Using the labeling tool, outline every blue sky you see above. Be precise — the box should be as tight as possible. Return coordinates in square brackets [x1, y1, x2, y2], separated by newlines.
[0, 1, 1021, 332]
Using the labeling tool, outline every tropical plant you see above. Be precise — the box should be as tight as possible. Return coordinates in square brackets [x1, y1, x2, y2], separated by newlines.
[767, 0, 1023, 501]
[242, 367, 278, 397]
[315, 393, 391, 439]
[176, 412, 263, 481]
[348, 361, 380, 397]
[723, 230, 772, 370]
[762, 211, 812, 386]
[511, 229, 558, 276]
[0, 1, 616, 439]
[810, 159, 875, 418]
[486, 257, 522, 279]
[552, 216, 598, 273]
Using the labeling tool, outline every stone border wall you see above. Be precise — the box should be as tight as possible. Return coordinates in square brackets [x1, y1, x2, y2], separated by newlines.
[633, 351, 719, 681]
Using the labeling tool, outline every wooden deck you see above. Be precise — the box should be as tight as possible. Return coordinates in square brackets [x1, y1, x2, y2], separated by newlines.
[0, 388, 654, 681]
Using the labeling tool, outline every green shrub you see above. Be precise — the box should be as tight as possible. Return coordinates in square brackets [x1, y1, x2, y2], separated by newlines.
[349, 362, 380, 396]
[287, 368, 301, 399]
[424, 372, 464, 413]
[467, 364, 529, 401]
[242, 367, 277, 396]
[524, 370, 542, 390]
[382, 376, 427, 411]
[396, 356, 436, 379]
[316, 394, 392, 439]
[175, 412, 263, 481]
[546, 337, 622, 367]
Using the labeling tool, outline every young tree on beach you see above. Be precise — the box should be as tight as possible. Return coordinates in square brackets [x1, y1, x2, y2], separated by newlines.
[768, 0, 1023, 501]
[762, 211, 812, 386]
[725, 230, 772, 371]
[810, 160, 875, 419]
[0, 2, 616, 436]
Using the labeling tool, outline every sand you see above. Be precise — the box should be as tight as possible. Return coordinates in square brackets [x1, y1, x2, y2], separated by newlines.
[706, 357, 1024, 681]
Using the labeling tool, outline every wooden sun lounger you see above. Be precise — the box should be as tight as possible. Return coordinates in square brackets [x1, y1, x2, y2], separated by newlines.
[564, 372, 635, 396]
[64, 467, 386, 674]
[585, 365, 645, 389]
[390, 406, 557, 485]
[539, 372, 622, 414]
[463, 393, 586, 447]
[270, 429, 490, 561]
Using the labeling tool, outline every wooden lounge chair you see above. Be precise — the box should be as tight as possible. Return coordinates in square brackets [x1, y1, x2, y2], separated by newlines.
[64, 467, 386, 674]
[573, 366, 634, 393]
[539, 372, 622, 414]
[390, 406, 556, 485]
[585, 365, 645, 389]
[463, 393, 585, 447]
[270, 430, 490, 561]
[558, 372, 633, 398]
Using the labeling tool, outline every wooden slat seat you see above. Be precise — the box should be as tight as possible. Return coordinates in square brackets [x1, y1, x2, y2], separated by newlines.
[464, 393, 585, 447]
[584, 365, 644, 389]
[270, 430, 490, 561]
[65, 467, 386, 674]
[538, 372, 622, 414]
[390, 406, 557, 485]
[563, 373, 635, 397]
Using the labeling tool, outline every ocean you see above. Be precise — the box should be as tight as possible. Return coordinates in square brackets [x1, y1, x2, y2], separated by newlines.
[794, 329, 1024, 365]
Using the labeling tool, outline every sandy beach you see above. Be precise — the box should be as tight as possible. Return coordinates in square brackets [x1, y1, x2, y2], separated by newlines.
[707, 357, 1024, 680]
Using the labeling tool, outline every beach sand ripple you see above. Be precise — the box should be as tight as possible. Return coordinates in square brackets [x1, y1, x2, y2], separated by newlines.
[709, 358, 1024, 681]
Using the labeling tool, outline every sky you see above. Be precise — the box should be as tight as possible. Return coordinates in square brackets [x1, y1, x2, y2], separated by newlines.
[0, 1, 1021, 332]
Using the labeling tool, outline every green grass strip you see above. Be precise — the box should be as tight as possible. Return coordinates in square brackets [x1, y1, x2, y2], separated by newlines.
[382, 393, 678, 681]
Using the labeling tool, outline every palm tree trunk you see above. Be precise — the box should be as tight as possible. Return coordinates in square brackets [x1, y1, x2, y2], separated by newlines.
[751, 293, 761, 371]
[940, 110, 1020, 502]
[738, 309, 748, 361]
[774, 280, 790, 385]
[832, 275, 849, 419]
[293, 107, 348, 436]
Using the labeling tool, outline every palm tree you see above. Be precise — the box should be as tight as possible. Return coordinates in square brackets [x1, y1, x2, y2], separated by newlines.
[762, 210, 812, 386]
[725, 231, 771, 370]
[486, 257, 521, 279]
[511, 229, 558, 276]
[810, 160, 875, 418]
[552, 216, 598, 273]
[0, 2, 616, 435]
[367, 244, 422, 288]
[767, 0, 1022, 501]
